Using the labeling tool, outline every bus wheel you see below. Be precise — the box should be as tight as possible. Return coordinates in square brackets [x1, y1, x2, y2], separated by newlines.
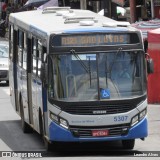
[20, 97, 32, 133]
[122, 139, 135, 149]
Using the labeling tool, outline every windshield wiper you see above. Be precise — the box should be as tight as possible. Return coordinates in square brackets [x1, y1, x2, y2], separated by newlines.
[131, 51, 138, 82]
[70, 49, 92, 87]
[105, 56, 108, 88]
[109, 47, 123, 78]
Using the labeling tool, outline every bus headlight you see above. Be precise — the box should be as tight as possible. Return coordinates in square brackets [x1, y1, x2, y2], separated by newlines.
[50, 112, 59, 123]
[139, 109, 147, 120]
[50, 111, 69, 129]
[60, 118, 69, 129]
[131, 108, 147, 127]
[131, 115, 139, 126]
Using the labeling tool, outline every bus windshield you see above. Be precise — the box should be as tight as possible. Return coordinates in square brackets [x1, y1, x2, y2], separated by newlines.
[48, 51, 146, 102]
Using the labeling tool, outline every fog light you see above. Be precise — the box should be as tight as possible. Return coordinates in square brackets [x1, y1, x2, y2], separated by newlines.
[139, 109, 147, 120]
[50, 112, 59, 122]
[60, 118, 69, 129]
[131, 115, 139, 126]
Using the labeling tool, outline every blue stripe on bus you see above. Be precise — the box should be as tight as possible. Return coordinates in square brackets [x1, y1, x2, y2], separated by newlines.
[63, 27, 128, 33]
[49, 117, 148, 142]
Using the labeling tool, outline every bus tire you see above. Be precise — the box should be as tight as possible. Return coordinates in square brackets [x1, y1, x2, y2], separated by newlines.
[20, 97, 32, 133]
[122, 139, 135, 150]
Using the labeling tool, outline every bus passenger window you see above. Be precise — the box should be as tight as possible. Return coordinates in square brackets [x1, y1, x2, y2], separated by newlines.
[33, 39, 37, 57]
[18, 48, 23, 66]
[32, 38, 37, 75]
[9, 25, 14, 60]
[18, 30, 24, 67]
[23, 51, 27, 70]
[37, 40, 42, 77]
[32, 57, 37, 75]
[22, 33, 27, 70]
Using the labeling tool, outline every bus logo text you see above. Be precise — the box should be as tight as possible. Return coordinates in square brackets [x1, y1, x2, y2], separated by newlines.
[93, 110, 107, 114]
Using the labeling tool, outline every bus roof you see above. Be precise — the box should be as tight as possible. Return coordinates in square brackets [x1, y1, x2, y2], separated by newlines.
[9, 9, 137, 38]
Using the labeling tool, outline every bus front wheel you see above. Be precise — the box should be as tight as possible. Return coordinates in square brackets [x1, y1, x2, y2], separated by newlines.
[122, 139, 135, 150]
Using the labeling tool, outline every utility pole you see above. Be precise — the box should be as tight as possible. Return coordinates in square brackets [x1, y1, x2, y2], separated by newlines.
[80, 0, 87, 10]
[130, 0, 136, 23]
[151, 0, 154, 19]
[103, 0, 111, 18]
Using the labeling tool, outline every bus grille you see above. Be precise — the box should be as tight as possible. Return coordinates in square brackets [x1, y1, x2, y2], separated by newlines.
[63, 103, 135, 115]
[70, 124, 130, 138]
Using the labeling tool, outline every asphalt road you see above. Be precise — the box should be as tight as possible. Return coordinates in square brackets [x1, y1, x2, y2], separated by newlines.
[0, 84, 160, 160]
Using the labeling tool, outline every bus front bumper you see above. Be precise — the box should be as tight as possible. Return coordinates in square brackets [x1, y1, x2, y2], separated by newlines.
[49, 117, 148, 142]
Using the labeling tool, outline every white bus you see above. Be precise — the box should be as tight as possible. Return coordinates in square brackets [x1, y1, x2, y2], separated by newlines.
[9, 7, 153, 151]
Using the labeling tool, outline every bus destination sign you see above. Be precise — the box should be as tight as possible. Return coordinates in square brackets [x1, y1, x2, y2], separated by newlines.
[52, 34, 130, 47]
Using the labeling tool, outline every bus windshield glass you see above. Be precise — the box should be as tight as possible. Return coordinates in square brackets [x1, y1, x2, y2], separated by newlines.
[48, 51, 146, 102]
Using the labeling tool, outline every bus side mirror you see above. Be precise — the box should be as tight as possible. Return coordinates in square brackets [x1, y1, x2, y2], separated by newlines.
[41, 63, 48, 87]
[147, 58, 154, 74]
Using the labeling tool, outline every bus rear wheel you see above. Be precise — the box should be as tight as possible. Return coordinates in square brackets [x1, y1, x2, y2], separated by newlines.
[20, 97, 32, 133]
[122, 139, 135, 150]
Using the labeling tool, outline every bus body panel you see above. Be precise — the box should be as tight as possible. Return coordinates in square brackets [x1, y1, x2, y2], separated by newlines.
[9, 61, 16, 110]
[49, 117, 148, 142]
[17, 66, 30, 124]
[47, 99, 147, 142]
[30, 62, 43, 133]
[48, 100, 147, 127]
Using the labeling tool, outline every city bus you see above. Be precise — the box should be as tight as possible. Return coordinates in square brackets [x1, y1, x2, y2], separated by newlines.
[9, 7, 153, 150]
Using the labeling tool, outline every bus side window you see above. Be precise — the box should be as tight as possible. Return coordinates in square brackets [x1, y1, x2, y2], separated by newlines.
[9, 25, 14, 61]
[22, 33, 27, 70]
[32, 38, 37, 75]
[18, 30, 24, 67]
[37, 40, 42, 77]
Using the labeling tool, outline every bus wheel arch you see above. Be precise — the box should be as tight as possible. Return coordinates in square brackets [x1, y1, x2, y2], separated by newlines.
[19, 93, 32, 133]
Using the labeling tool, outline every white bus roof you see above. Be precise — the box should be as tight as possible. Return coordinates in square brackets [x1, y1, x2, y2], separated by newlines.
[9, 9, 136, 39]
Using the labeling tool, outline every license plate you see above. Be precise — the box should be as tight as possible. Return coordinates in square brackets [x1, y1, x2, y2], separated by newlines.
[92, 130, 109, 137]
